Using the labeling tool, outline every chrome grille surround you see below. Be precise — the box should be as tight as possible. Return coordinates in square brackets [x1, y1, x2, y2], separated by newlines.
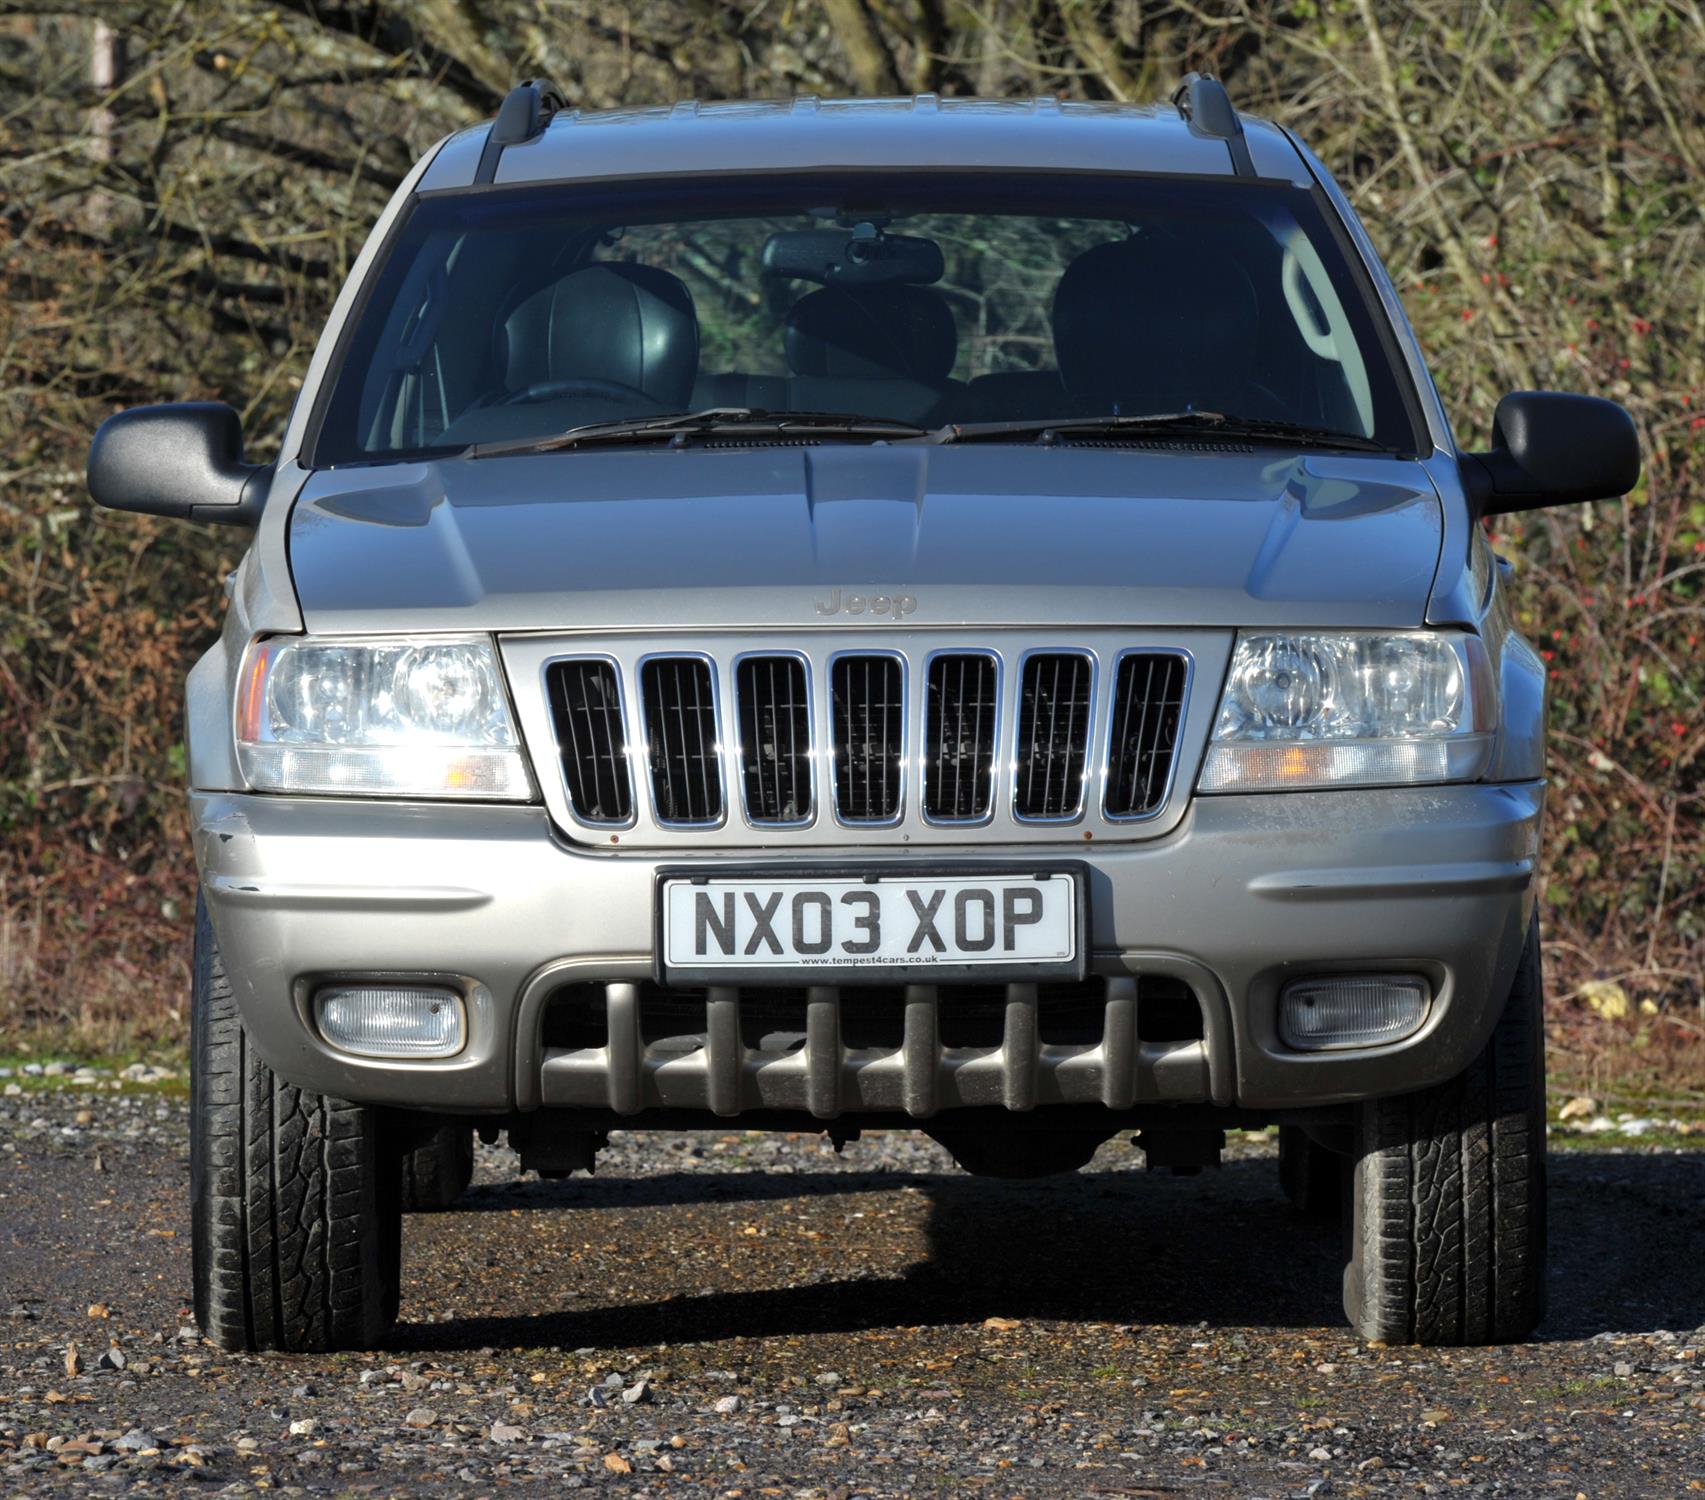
[1104, 649, 1191, 821]
[542, 654, 637, 830]
[732, 650, 815, 827]
[1012, 648, 1097, 822]
[637, 652, 726, 829]
[827, 650, 907, 826]
[505, 629, 1220, 849]
[922, 649, 1002, 826]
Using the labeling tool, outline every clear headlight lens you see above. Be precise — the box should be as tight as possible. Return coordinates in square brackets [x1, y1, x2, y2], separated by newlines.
[236, 635, 533, 799]
[1198, 630, 1495, 792]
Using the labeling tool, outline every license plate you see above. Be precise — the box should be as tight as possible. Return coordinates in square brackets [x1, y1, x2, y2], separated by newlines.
[660, 871, 1082, 985]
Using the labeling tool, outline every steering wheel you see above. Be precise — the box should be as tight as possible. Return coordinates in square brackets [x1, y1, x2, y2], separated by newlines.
[502, 377, 658, 406]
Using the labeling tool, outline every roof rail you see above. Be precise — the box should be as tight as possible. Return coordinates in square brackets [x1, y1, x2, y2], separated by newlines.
[1172, 72, 1255, 179]
[475, 78, 569, 186]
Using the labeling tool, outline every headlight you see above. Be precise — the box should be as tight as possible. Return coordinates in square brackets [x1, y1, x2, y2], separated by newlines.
[1198, 630, 1495, 793]
[236, 635, 533, 799]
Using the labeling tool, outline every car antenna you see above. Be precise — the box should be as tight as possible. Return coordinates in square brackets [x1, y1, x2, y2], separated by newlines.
[474, 78, 569, 186]
[1172, 72, 1255, 179]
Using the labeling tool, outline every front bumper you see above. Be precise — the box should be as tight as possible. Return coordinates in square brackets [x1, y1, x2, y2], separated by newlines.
[191, 781, 1544, 1117]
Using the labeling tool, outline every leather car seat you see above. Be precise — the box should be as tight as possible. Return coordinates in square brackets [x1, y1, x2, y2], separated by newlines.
[1051, 236, 1280, 419]
[782, 283, 958, 423]
[501, 261, 700, 411]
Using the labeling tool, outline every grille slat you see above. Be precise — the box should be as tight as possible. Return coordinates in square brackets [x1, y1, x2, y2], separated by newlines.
[545, 659, 633, 823]
[1105, 652, 1188, 818]
[641, 657, 723, 825]
[1015, 653, 1093, 819]
[737, 655, 812, 823]
[923, 653, 998, 820]
[832, 654, 903, 822]
[691, 660, 713, 816]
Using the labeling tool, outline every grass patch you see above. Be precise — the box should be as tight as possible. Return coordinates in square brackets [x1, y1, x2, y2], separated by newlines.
[1548, 1126, 1701, 1153]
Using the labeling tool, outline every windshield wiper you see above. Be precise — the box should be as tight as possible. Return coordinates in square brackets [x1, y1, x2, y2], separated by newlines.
[469, 406, 1396, 459]
[928, 411, 1400, 454]
[469, 407, 927, 458]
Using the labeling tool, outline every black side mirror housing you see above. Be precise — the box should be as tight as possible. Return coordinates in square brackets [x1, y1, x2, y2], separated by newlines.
[86, 402, 272, 527]
[1462, 391, 1640, 517]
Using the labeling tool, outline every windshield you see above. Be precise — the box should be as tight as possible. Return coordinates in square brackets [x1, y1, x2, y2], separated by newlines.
[311, 172, 1420, 465]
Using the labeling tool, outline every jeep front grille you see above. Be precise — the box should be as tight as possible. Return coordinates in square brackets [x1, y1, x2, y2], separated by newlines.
[545, 658, 633, 824]
[736, 654, 812, 824]
[831, 654, 903, 823]
[517, 630, 1207, 846]
[641, 656, 723, 825]
[1105, 652, 1189, 818]
[923, 652, 998, 821]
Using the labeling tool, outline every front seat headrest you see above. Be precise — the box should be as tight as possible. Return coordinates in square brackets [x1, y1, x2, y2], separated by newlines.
[504, 262, 699, 409]
[1052, 237, 1259, 410]
[784, 285, 957, 383]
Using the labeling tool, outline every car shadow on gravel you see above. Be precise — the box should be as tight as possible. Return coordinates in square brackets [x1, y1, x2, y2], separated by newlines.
[393, 1150, 1705, 1354]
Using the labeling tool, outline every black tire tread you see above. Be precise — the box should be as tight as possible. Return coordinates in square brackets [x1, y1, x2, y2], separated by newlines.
[1344, 919, 1546, 1346]
[191, 898, 399, 1352]
[1278, 1125, 1341, 1220]
[401, 1122, 476, 1212]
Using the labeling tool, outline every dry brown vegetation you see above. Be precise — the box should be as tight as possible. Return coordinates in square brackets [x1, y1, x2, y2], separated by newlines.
[0, 2, 1700, 1071]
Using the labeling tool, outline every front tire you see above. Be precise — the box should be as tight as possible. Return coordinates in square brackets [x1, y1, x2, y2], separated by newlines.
[1343, 919, 1547, 1345]
[190, 898, 401, 1352]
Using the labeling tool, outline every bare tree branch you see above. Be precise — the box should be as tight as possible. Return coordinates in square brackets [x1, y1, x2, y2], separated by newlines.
[820, 0, 904, 94]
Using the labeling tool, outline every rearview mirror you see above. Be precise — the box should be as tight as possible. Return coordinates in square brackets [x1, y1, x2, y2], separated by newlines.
[87, 402, 271, 527]
[761, 227, 944, 286]
[1462, 391, 1639, 516]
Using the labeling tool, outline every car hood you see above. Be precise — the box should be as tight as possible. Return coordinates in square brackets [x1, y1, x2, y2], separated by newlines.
[287, 444, 1444, 634]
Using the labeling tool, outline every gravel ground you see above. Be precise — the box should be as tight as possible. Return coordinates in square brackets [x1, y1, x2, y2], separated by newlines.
[2, 1087, 1703, 1498]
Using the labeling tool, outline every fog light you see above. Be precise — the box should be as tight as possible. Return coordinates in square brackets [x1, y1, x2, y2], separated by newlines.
[315, 986, 466, 1059]
[1278, 975, 1429, 1052]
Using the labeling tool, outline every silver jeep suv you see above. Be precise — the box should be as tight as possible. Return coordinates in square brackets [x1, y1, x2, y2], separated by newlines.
[89, 77, 1639, 1353]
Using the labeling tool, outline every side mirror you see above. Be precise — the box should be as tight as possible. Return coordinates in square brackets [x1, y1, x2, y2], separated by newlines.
[1462, 391, 1640, 517]
[87, 402, 272, 527]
